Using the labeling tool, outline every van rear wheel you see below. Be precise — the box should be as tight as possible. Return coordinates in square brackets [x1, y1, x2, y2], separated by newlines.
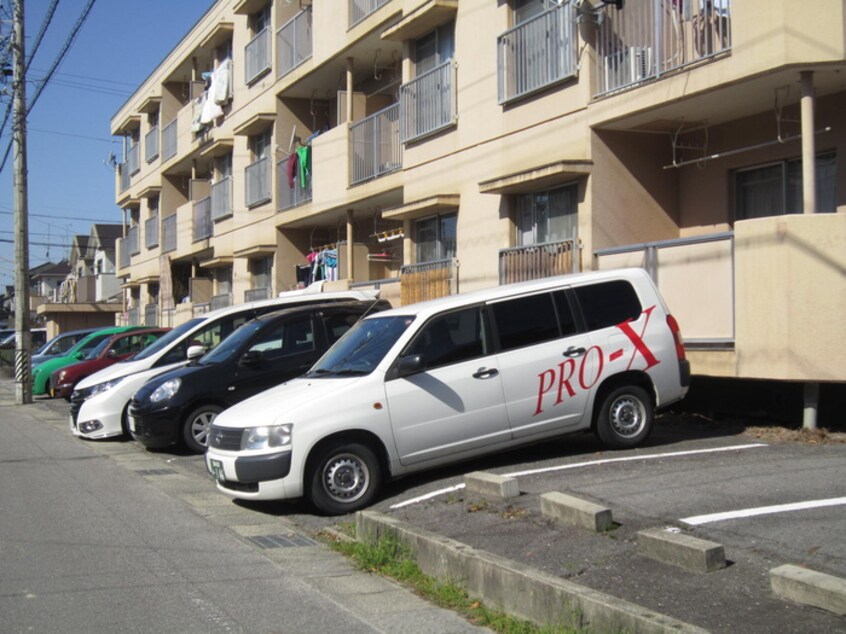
[595, 385, 653, 449]
[308, 442, 381, 516]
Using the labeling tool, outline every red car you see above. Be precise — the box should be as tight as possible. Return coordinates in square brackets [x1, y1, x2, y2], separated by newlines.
[50, 328, 170, 400]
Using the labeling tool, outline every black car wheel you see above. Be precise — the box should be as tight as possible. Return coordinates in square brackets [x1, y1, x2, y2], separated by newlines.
[308, 442, 381, 516]
[183, 405, 223, 453]
[594, 385, 654, 449]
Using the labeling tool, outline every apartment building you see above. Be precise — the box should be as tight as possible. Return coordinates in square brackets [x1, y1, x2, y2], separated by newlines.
[112, 0, 845, 412]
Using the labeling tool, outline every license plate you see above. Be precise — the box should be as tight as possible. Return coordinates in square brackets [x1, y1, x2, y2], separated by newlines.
[128, 415, 137, 433]
[209, 459, 225, 482]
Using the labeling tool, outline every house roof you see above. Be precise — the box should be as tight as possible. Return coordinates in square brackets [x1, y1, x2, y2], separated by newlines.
[29, 260, 72, 279]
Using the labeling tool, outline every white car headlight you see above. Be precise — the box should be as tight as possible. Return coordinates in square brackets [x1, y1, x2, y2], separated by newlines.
[240, 424, 293, 451]
[150, 378, 181, 403]
[88, 377, 124, 397]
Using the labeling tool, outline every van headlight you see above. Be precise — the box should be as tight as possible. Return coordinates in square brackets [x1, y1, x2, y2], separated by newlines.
[150, 378, 181, 403]
[241, 424, 293, 451]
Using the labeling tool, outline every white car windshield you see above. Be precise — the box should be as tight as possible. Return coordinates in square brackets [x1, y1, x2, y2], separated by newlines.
[307, 315, 414, 377]
[131, 318, 205, 361]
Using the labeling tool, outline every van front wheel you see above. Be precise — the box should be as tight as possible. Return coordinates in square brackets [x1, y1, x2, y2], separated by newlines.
[308, 442, 381, 516]
[595, 385, 653, 449]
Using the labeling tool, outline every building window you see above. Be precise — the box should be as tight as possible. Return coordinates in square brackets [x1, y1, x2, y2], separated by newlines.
[514, 0, 557, 25]
[516, 183, 578, 245]
[250, 256, 273, 290]
[735, 152, 836, 220]
[414, 21, 455, 76]
[415, 213, 456, 263]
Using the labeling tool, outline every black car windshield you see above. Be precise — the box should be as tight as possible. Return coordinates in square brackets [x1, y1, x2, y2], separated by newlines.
[307, 315, 414, 377]
[199, 319, 265, 365]
[132, 318, 205, 361]
[85, 337, 113, 360]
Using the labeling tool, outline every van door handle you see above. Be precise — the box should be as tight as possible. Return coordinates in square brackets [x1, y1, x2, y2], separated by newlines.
[472, 367, 499, 379]
[563, 346, 586, 358]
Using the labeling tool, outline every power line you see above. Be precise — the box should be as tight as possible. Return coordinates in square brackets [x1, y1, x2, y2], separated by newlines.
[0, 209, 118, 223]
[24, 0, 60, 75]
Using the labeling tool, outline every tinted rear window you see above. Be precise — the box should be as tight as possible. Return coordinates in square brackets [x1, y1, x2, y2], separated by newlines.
[574, 280, 642, 330]
[492, 292, 564, 352]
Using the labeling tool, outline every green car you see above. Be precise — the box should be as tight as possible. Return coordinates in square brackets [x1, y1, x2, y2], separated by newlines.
[32, 326, 145, 396]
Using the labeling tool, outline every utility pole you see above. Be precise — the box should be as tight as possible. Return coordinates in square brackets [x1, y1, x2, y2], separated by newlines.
[12, 0, 32, 404]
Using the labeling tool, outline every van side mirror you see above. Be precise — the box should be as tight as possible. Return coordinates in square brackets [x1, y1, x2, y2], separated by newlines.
[240, 349, 263, 367]
[396, 354, 425, 378]
[186, 344, 205, 360]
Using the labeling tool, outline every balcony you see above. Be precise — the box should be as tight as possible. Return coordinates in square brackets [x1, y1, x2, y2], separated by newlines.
[400, 258, 458, 305]
[193, 196, 213, 242]
[145, 216, 159, 249]
[245, 27, 271, 84]
[245, 287, 270, 302]
[211, 176, 233, 220]
[144, 303, 158, 327]
[161, 119, 178, 161]
[245, 156, 271, 207]
[162, 214, 177, 254]
[277, 159, 312, 210]
[210, 293, 232, 310]
[499, 239, 580, 285]
[127, 143, 140, 176]
[119, 163, 131, 193]
[145, 126, 159, 163]
[351, 103, 401, 186]
[127, 307, 140, 326]
[596, 0, 732, 96]
[127, 225, 140, 256]
[497, 3, 577, 104]
[349, 0, 391, 27]
[277, 8, 312, 79]
[118, 237, 130, 270]
[400, 60, 456, 144]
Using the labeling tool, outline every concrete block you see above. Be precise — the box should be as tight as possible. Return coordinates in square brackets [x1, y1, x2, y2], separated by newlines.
[540, 491, 614, 532]
[637, 527, 726, 573]
[464, 471, 519, 499]
[770, 564, 846, 615]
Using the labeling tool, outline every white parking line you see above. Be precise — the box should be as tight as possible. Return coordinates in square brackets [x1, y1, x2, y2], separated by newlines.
[681, 497, 846, 526]
[389, 443, 768, 510]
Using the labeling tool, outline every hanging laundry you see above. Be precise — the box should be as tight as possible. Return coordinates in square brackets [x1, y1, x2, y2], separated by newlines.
[287, 152, 299, 189]
[212, 58, 233, 105]
[296, 144, 311, 189]
[191, 96, 205, 132]
[200, 89, 224, 124]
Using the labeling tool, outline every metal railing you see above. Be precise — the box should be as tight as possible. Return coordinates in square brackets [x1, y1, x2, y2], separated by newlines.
[119, 163, 130, 192]
[161, 307, 175, 328]
[127, 143, 140, 175]
[127, 307, 140, 326]
[497, 3, 577, 104]
[162, 214, 177, 254]
[245, 156, 271, 207]
[210, 293, 232, 310]
[127, 225, 140, 256]
[118, 237, 130, 270]
[351, 103, 401, 185]
[211, 176, 232, 220]
[349, 0, 390, 27]
[277, 8, 312, 78]
[145, 126, 159, 163]
[277, 159, 312, 210]
[162, 119, 178, 161]
[596, 0, 732, 96]
[193, 303, 211, 316]
[193, 196, 213, 242]
[245, 287, 270, 302]
[245, 27, 271, 84]
[499, 239, 580, 285]
[400, 258, 458, 305]
[145, 216, 159, 249]
[144, 303, 158, 327]
[400, 60, 456, 144]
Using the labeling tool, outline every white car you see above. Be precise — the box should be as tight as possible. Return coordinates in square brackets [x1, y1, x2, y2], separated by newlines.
[205, 268, 691, 515]
[69, 288, 381, 440]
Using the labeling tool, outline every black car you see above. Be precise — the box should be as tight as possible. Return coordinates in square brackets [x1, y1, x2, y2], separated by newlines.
[127, 300, 389, 453]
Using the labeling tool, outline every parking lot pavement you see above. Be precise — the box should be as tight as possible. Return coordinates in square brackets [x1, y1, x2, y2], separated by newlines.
[21, 381, 846, 633]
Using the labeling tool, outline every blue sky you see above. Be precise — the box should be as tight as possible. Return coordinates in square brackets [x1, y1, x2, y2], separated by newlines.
[0, 0, 213, 289]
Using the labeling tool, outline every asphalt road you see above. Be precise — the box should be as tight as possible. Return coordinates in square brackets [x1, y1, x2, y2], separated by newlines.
[12, 382, 846, 633]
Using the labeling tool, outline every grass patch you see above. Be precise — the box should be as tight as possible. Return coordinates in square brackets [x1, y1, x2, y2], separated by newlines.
[326, 530, 581, 634]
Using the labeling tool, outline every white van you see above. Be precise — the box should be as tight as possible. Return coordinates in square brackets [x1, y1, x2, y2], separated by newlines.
[69, 288, 381, 440]
[205, 269, 690, 515]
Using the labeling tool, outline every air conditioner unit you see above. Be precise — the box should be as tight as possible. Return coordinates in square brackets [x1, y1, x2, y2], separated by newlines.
[629, 46, 653, 82]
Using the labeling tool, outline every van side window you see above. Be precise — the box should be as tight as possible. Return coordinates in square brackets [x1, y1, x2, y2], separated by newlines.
[574, 280, 642, 330]
[158, 313, 254, 366]
[323, 312, 362, 346]
[491, 292, 567, 352]
[404, 307, 487, 370]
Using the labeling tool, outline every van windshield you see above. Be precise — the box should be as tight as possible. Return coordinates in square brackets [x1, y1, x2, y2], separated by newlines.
[307, 315, 414, 377]
[131, 318, 205, 361]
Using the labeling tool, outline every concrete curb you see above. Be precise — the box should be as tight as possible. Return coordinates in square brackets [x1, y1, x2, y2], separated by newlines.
[464, 471, 520, 498]
[540, 491, 614, 532]
[770, 564, 846, 615]
[638, 528, 726, 573]
[356, 510, 708, 633]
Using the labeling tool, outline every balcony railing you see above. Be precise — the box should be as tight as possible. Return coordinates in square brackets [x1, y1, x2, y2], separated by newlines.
[118, 237, 130, 270]
[349, 0, 390, 27]
[596, 0, 732, 96]
[161, 307, 175, 328]
[127, 307, 140, 327]
[400, 258, 458, 305]
[193, 196, 213, 242]
[162, 119, 178, 161]
[245, 287, 270, 302]
[144, 303, 158, 327]
[400, 60, 456, 144]
[127, 143, 140, 176]
[144, 216, 159, 249]
[127, 225, 140, 256]
[277, 8, 312, 78]
[497, 3, 577, 104]
[210, 293, 232, 310]
[351, 103, 401, 185]
[211, 176, 233, 220]
[594, 232, 734, 345]
[145, 126, 159, 163]
[245, 156, 271, 207]
[119, 163, 130, 192]
[277, 159, 312, 211]
[162, 214, 177, 254]
[245, 27, 271, 84]
[499, 239, 580, 285]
